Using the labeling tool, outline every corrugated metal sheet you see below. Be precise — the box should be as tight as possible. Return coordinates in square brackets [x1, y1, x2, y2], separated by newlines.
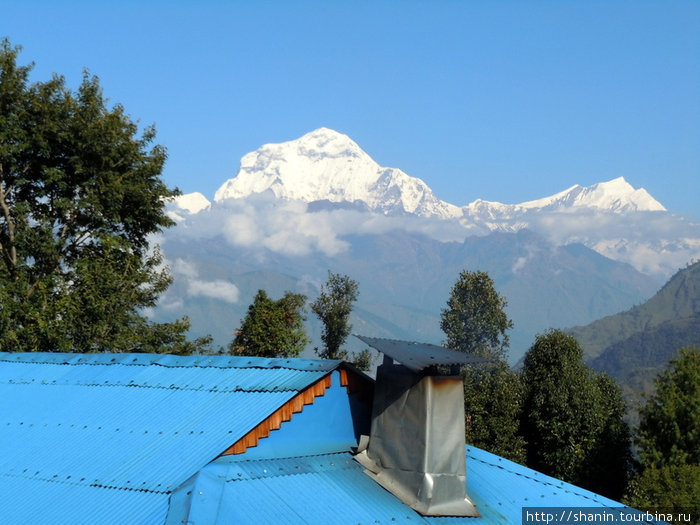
[0, 352, 339, 525]
[356, 336, 490, 372]
[173, 448, 643, 525]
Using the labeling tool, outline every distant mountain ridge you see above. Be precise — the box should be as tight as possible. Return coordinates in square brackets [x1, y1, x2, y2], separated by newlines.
[568, 261, 700, 390]
[194, 128, 665, 218]
[171, 128, 696, 278]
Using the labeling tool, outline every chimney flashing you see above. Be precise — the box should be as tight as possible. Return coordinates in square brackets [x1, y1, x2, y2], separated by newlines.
[354, 358, 479, 517]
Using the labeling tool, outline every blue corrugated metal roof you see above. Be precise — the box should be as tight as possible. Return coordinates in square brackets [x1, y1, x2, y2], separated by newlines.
[171, 448, 645, 525]
[0, 352, 341, 525]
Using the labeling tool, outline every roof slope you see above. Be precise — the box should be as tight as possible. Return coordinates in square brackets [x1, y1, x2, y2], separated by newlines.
[168, 447, 637, 525]
[0, 352, 339, 525]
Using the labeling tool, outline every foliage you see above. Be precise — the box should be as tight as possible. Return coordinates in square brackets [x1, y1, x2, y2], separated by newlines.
[637, 346, 699, 468]
[349, 348, 373, 371]
[440, 270, 524, 461]
[0, 39, 204, 353]
[310, 271, 359, 360]
[230, 290, 309, 358]
[462, 361, 526, 463]
[440, 270, 512, 360]
[520, 330, 632, 499]
[623, 464, 700, 518]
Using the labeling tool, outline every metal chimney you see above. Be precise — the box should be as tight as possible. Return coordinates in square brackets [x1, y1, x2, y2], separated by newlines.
[354, 337, 484, 517]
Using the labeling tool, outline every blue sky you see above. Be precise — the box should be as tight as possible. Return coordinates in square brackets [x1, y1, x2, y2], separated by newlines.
[3, 1, 699, 218]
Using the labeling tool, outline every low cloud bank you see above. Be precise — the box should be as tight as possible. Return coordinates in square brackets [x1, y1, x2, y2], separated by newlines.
[164, 195, 700, 279]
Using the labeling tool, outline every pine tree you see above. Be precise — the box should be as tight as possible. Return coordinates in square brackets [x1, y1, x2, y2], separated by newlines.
[441, 270, 524, 462]
[440, 270, 512, 360]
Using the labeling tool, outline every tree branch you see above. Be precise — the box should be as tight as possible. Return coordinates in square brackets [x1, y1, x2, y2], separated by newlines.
[0, 163, 18, 273]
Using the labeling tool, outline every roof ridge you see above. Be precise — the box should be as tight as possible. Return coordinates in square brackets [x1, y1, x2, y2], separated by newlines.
[0, 352, 341, 372]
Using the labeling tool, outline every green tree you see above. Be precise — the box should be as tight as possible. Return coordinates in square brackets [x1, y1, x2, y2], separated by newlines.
[310, 271, 359, 360]
[624, 347, 700, 516]
[637, 346, 699, 468]
[521, 330, 631, 499]
[441, 270, 524, 462]
[623, 464, 700, 518]
[0, 40, 204, 353]
[231, 290, 309, 358]
[440, 270, 512, 360]
[462, 361, 526, 463]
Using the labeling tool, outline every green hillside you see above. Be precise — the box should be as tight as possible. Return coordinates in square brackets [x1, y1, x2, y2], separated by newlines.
[567, 261, 700, 400]
[568, 260, 700, 360]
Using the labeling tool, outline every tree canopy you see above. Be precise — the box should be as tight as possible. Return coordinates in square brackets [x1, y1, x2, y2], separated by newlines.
[637, 346, 699, 468]
[441, 270, 524, 462]
[0, 39, 203, 353]
[230, 290, 309, 358]
[520, 330, 631, 499]
[310, 271, 359, 360]
[624, 346, 700, 514]
[440, 270, 512, 360]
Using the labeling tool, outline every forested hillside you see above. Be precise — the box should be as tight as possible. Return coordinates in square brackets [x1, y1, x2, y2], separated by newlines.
[568, 260, 700, 394]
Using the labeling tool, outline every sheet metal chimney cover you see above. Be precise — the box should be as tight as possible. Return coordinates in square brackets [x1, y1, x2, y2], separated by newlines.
[355, 335, 490, 373]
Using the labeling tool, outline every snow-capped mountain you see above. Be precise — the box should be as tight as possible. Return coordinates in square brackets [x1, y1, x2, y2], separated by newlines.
[209, 127, 665, 223]
[167, 192, 211, 222]
[463, 177, 664, 221]
[170, 127, 698, 278]
[213, 128, 462, 219]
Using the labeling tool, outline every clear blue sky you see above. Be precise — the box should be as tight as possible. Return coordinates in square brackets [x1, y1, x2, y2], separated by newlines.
[3, 1, 699, 217]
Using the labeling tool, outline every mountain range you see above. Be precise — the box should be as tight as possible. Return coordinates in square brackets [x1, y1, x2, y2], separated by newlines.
[154, 128, 700, 362]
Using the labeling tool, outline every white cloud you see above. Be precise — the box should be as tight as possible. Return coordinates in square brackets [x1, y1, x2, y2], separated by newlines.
[186, 279, 239, 303]
[170, 257, 239, 303]
[160, 194, 700, 279]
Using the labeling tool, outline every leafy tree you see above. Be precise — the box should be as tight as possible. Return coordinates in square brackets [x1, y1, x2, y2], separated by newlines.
[310, 271, 359, 360]
[349, 348, 373, 371]
[231, 290, 309, 358]
[462, 361, 526, 463]
[623, 464, 700, 517]
[440, 270, 512, 360]
[624, 347, 699, 516]
[441, 270, 524, 461]
[520, 330, 632, 499]
[637, 346, 699, 468]
[0, 39, 203, 353]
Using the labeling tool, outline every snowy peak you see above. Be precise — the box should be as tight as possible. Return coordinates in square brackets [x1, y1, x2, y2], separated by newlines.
[214, 128, 462, 219]
[166, 192, 211, 221]
[212, 128, 666, 222]
[464, 177, 665, 219]
[518, 177, 665, 212]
